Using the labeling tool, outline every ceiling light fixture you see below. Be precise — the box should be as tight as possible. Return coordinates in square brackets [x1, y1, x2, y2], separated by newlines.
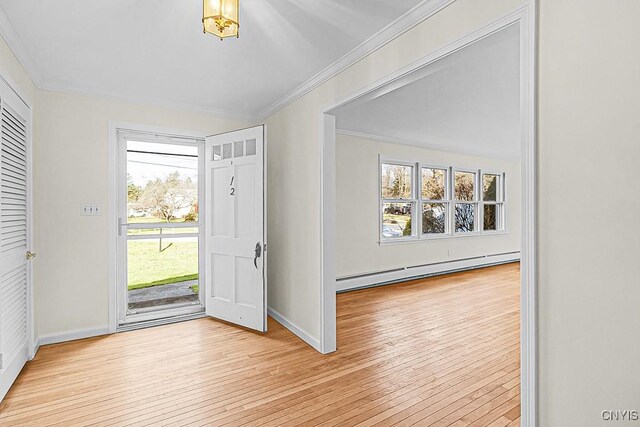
[202, 0, 239, 40]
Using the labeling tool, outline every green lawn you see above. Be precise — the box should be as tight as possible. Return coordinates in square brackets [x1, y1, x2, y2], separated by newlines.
[127, 238, 198, 291]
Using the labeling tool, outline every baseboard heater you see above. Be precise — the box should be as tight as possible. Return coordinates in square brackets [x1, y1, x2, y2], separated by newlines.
[336, 251, 520, 293]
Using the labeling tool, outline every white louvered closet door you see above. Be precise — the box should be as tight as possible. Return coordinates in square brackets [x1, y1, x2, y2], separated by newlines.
[0, 80, 31, 402]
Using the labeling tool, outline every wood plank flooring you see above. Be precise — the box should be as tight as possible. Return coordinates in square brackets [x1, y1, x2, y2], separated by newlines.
[0, 263, 520, 426]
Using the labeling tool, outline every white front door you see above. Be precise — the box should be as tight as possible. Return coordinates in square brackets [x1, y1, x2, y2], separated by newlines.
[205, 125, 266, 332]
[0, 80, 32, 401]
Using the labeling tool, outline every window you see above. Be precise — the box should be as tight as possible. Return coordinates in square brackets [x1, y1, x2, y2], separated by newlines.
[381, 163, 415, 238]
[454, 170, 477, 233]
[379, 158, 506, 242]
[421, 167, 448, 234]
[482, 173, 504, 231]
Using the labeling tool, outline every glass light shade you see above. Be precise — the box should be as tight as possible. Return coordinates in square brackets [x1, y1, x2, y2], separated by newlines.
[203, 0, 239, 40]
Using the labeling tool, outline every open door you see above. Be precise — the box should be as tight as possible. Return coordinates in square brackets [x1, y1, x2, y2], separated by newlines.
[205, 125, 266, 332]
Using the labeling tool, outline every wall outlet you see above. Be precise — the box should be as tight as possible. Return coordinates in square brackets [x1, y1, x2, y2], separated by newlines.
[81, 204, 100, 216]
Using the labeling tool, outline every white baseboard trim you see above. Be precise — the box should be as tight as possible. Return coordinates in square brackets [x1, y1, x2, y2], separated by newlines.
[0, 343, 28, 402]
[337, 252, 520, 292]
[267, 307, 321, 353]
[36, 326, 111, 349]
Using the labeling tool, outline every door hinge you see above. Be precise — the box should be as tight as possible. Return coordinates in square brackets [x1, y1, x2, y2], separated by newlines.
[263, 243, 267, 252]
[26, 251, 36, 260]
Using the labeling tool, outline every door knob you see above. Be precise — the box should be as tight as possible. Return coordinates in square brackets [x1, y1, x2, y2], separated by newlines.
[26, 251, 36, 260]
[253, 242, 262, 269]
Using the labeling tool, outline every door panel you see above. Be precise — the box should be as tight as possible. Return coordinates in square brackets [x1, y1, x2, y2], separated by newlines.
[211, 253, 231, 301]
[205, 125, 266, 332]
[211, 166, 231, 236]
[234, 163, 255, 238]
[235, 256, 256, 307]
[0, 89, 31, 402]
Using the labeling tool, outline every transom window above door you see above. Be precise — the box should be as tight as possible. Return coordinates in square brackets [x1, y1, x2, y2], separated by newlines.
[211, 138, 257, 161]
[379, 158, 506, 243]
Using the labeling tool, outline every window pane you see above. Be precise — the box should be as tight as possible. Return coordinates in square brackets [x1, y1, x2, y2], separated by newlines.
[482, 174, 499, 201]
[454, 171, 476, 201]
[127, 140, 199, 224]
[455, 203, 475, 232]
[484, 204, 498, 231]
[381, 164, 413, 199]
[422, 168, 446, 200]
[382, 203, 413, 238]
[422, 203, 446, 234]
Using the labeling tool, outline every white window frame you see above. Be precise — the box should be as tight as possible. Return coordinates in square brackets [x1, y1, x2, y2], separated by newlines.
[453, 168, 480, 235]
[480, 171, 506, 233]
[419, 164, 451, 236]
[379, 157, 507, 244]
[379, 157, 418, 242]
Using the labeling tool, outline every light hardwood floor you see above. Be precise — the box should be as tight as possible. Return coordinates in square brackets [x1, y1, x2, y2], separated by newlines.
[0, 263, 520, 426]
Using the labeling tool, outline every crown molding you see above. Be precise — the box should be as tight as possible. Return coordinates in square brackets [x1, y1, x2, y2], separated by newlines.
[256, 0, 455, 121]
[0, 6, 44, 88]
[336, 129, 521, 161]
[0, 1, 455, 123]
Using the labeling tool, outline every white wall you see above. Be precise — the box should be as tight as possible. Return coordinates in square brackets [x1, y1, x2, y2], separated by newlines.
[538, 1, 640, 425]
[335, 132, 520, 279]
[264, 0, 523, 350]
[33, 90, 248, 338]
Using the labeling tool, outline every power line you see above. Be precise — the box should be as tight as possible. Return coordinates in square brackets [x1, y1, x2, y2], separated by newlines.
[128, 160, 198, 170]
[127, 149, 197, 158]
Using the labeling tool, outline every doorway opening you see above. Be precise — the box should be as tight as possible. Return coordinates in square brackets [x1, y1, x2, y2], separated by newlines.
[110, 124, 268, 332]
[116, 131, 205, 327]
[320, 6, 536, 425]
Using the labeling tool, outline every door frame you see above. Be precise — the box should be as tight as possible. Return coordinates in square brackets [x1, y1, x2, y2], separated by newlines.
[108, 122, 207, 333]
[319, 3, 537, 426]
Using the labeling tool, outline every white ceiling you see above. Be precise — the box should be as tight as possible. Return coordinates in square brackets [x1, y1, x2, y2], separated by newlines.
[0, 0, 427, 119]
[334, 24, 521, 159]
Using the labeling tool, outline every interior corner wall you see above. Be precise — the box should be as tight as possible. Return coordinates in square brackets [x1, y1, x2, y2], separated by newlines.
[335, 132, 521, 279]
[33, 90, 248, 338]
[263, 0, 523, 344]
[538, 0, 640, 424]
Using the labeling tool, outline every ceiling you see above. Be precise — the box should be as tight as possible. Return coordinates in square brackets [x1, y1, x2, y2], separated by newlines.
[334, 24, 521, 159]
[0, 0, 427, 119]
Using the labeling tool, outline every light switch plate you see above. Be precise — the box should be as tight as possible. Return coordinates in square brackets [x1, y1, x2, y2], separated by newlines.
[81, 204, 100, 216]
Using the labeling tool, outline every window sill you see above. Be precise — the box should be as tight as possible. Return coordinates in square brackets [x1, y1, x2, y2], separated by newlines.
[379, 229, 508, 245]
